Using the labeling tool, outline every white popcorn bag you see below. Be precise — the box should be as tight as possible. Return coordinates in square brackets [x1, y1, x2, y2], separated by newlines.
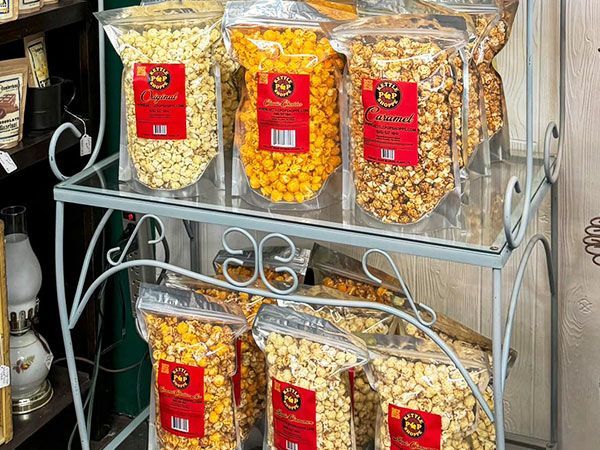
[97, 3, 226, 198]
[253, 303, 369, 450]
[364, 334, 491, 450]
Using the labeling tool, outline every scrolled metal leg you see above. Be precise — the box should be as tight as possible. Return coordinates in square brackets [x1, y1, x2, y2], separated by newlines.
[55, 201, 90, 450]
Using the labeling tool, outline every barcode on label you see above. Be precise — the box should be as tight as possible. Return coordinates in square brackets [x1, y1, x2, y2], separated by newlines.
[271, 129, 296, 148]
[286, 441, 299, 450]
[153, 124, 167, 136]
[171, 416, 189, 433]
[381, 149, 395, 160]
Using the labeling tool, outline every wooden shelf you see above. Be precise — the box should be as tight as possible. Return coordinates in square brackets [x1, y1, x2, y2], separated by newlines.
[2, 366, 90, 450]
[0, 120, 83, 180]
[0, 0, 90, 46]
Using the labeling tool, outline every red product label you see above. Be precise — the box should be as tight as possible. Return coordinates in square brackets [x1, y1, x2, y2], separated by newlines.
[133, 63, 187, 140]
[362, 78, 419, 166]
[257, 73, 310, 154]
[388, 404, 442, 450]
[349, 368, 355, 408]
[157, 360, 205, 438]
[233, 338, 242, 406]
[272, 378, 317, 450]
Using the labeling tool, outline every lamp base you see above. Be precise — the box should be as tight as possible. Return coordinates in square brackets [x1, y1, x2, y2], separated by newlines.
[12, 379, 53, 414]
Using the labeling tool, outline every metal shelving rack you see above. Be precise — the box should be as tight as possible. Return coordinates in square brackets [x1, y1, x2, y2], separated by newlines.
[48, 0, 565, 449]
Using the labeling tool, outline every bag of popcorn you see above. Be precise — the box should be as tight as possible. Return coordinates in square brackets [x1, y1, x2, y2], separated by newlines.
[136, 284, 248, 450]
[165, 273, 274, 443]
[328, 15, 468, 228]
[224, 0, 345, 210]
[278, 289, 398, 449]
[253, 303, 369, 450]
[364, 334, 491, 450]
[97, 3, 227, 197]
[409, 0, 519, 161]
[356, 1, 491, 176]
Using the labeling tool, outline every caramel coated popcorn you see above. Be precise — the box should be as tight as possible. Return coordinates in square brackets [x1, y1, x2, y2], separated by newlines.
[145, 314, 238, 449]
[452, 59, 484, 166]
[322, 276, 398, 305]
[469, 388, 496, 449]
[264, 332, 357, 449]
[229, 26, 343, 203]
[330, 18, 465, 223]
[368, 336, 489, 450]
[474, 1, 519, 137]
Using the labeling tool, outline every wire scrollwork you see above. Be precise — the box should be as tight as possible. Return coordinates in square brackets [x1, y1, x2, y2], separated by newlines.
[220, 228, 299, 294]
[362, 248, 437, 327]
[106, 214, 166, 266]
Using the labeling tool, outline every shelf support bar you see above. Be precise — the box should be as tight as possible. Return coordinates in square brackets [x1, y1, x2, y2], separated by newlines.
[493, 267, 506, 450]
[55, 201, 91, 450]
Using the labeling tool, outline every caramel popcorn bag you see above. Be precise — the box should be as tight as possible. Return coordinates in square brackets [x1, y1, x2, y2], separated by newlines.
[137, 284, 248, 450]
[97, 3, 227, 197]
[364, 334, 491, 450]
[357, 1, 492, 176]
[328, 15, 468, 227]
[253, 303, 369, 450]
[164, 273, 275, 443]
[414, 0, 519, 161]
[224, 0, 345, 210]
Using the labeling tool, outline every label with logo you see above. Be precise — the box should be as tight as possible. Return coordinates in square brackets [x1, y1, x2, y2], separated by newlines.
[362, 78, 419, 166]
[157, 360, 205, 438]
[272, 378, 317, 450]
[257, 72, 310, 154]
[133, 63, 186, 140]
[388, 404, 441, 450]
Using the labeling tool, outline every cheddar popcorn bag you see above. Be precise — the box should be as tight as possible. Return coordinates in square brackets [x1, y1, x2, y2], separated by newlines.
[328, 15, 467, 227]
[97, 3, 226, 197]
[224, 0, 344, 210]
[253, 303, 369, 449]
[137, 284, 248, 450]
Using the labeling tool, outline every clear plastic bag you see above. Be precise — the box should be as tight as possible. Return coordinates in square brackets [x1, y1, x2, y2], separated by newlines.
[308, 243, 408, 306]
[328, 15, 468, 226]
[164, 274, 273, 443]
[136, 283, 248, 450]
[278, 288, 397, 449]
[224, 0, 344, 210]
[138, 0, 241, 152]
[253, 303, 369, 450]
[365, 334, 491, 450]
[213, 245, 312, 286]
[356, 2, 491, 175]
[97, 3, 226, 196]
[413, 0, 519, 160]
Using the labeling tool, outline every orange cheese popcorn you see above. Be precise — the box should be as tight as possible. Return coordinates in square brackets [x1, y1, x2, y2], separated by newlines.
[229, 26, 343, 204]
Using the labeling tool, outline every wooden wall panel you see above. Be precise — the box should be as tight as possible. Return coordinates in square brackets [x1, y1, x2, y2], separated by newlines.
[558, 1, 600, 448]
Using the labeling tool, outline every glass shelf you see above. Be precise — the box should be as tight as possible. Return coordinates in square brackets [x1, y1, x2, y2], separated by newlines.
[54, 152, 553, 268]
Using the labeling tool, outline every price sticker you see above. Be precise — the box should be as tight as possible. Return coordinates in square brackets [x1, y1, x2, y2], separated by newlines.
[80, 134, 92, 156]
[0, 365, 10, 389]
[0, 151, 17, 174]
